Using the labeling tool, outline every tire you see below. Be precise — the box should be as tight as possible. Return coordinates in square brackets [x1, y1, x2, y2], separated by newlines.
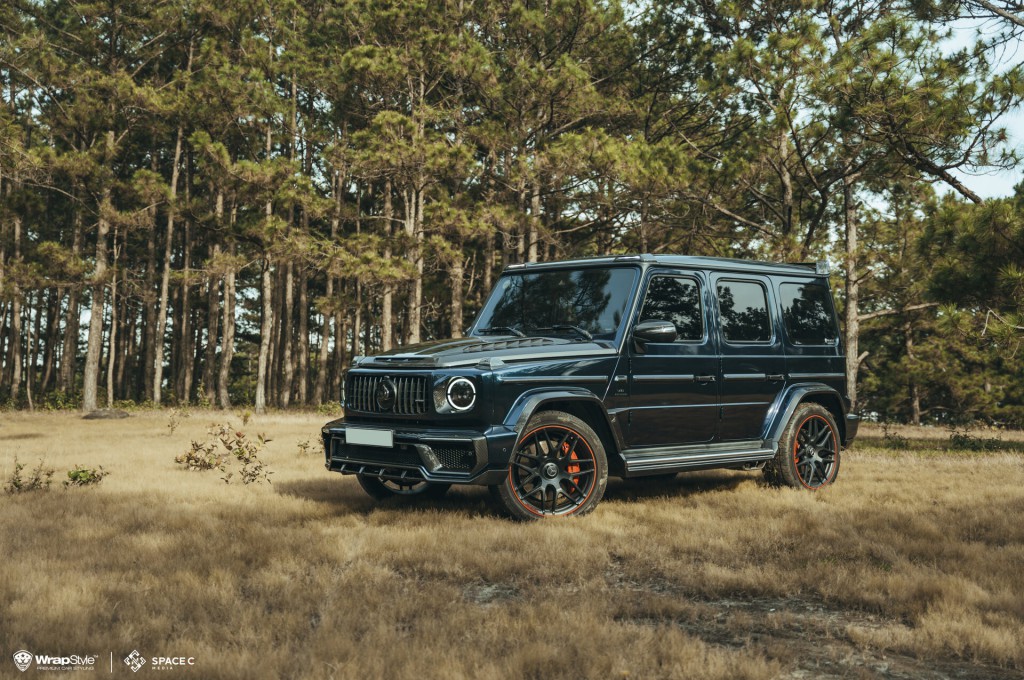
[356, 474, 451, 501]
[496, 410, 609, 520]
[764, 402, 841, 489]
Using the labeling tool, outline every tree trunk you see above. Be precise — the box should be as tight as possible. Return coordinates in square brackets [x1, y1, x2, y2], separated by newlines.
[8, 213, 22, 402]
[296, 268, 309, 405]
[450, 253, 464, 338]
[280, 262, 294, 407]
[40, 287, 60, 393]
[843, 175, 861, 411]
[142, 154, 158, 401]
[153, 124, 184, 404]
[255, 258, 273, 414]
[904, 318, 921, 425]
[105, 227, 119, 408]
[203, 242, 221, 406]
[381, 179, 394, 351]
[218, 238, 236, 410]
[177, 203, 194, 404]
[528, 178, 541, 262]
[83, 132, 115, 411]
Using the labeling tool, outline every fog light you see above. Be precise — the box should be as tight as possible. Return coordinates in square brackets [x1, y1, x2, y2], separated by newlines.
[446, 377, 476, 412]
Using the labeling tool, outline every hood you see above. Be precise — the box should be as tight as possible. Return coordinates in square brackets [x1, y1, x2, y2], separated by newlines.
[355, 335, 615, 369]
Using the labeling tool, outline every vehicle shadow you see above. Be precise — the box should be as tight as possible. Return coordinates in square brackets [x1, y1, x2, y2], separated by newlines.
[603, 469, 755, 502]
[276, 469, 757, 517]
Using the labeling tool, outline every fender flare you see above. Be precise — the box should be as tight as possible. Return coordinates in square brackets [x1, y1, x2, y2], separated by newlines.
[763, 383, 849, 447]
[503, 387, 620, 444]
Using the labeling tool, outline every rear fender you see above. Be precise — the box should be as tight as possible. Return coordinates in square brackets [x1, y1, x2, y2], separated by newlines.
[764, 384, 848, 447]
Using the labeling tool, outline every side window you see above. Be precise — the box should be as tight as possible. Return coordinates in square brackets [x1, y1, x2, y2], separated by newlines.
[717, 280, 771, 343]
[639, 276, 704, 341]
[780, 282, 837, 345]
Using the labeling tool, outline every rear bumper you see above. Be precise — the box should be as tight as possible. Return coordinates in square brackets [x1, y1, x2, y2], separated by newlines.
[321, 420, 517, 486]
[844, 413, 860, 445]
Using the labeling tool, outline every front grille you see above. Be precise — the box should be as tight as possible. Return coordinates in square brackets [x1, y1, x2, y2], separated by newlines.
[431, 444, 476, 471]
[347, 374, 429, 415]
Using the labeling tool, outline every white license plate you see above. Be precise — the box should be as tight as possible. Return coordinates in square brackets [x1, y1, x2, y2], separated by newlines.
[346, 427, 394, 448]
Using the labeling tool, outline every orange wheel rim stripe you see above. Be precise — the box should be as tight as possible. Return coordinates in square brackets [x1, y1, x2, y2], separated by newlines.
[508, 424, 596, 517]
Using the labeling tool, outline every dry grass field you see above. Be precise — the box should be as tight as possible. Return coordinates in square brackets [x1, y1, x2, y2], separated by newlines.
[1, 412, 1023, 679]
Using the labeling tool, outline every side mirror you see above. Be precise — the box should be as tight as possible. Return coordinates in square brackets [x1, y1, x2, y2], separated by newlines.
[633, 320, 677, 348]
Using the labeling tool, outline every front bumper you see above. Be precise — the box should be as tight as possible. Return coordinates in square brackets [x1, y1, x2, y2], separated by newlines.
[321, 421, 518, 486]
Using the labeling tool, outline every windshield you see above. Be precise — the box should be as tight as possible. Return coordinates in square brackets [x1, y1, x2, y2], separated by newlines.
[473, 267, 638, 342]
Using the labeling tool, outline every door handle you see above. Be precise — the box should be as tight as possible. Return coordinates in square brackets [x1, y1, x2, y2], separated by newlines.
[696, 375, 716, 383]
[766, 374, 786, 382]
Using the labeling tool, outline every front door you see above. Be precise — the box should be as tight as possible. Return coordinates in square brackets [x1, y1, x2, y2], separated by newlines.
[626, 271, 719, 448]
[712, 275, 787, 441]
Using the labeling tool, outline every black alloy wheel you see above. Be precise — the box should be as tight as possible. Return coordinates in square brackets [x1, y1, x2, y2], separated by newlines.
[764, 402, 841, 490]
[496, 410, 608, 520]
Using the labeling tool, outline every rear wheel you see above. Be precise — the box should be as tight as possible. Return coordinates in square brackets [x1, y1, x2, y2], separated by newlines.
[496, 410, 608, 520]
[356, 474, 451, 501]
[764, 402, 841, 489]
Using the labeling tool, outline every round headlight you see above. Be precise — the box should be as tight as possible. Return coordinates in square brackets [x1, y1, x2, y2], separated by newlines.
[446, 377, 476, 412]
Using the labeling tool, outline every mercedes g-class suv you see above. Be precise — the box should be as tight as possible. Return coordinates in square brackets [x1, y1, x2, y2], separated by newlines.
[322, 255, 859, 520]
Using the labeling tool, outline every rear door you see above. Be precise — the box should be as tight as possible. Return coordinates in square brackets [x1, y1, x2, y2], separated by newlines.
[626, 270, 719, 448]
[712, 275, 787, 441]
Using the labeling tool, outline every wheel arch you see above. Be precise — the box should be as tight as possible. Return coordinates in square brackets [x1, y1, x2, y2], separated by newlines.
[504, 389, 625, 476]
[765, 384, 847, 448]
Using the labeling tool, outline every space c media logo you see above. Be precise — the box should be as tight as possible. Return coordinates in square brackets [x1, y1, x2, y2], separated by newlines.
[13, 650, 31, 672]
[125, 650, 197, 672]
[125, 650, 146, 673]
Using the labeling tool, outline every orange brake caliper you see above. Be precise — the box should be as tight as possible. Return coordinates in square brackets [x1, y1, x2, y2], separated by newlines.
[563, 440, 581, 483]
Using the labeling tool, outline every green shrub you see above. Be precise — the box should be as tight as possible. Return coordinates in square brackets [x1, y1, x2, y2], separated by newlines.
[948, 428, 1004, 452]
[64, 465, 108, 488]
[5, 458, 55, 494]
[881, 423, 910, 451]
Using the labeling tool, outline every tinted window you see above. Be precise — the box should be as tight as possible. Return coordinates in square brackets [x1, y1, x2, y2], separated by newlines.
[717, 280, 771, 342]
[475, 267, 637, 341]
[639, 276, 704, 341]
[780, 282, 837, 345]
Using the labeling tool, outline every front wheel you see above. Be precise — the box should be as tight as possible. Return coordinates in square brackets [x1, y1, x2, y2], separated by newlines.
[496, 410, 608, 520]
[356, 474, 451, 501]
[764, 403, 841, 489]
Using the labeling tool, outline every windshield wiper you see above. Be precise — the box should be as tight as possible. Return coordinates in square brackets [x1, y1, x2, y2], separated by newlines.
[476, 325, 526, 338]
[532, 324, 593, 341]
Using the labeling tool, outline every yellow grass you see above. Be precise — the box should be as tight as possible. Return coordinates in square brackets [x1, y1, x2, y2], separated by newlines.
[1, 412, 1023, 679]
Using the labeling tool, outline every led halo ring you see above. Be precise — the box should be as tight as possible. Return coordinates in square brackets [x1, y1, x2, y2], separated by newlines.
[446, 377, 477, 412]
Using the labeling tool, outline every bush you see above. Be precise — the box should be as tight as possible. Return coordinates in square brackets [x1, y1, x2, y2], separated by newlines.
[881, 423, 910, 451]
[948, 428, 1004, 452]
[317, 401, 343, 416]
[175, 424, 272, 485]
[5, 458, 55, 494]
[167, 408, 190, 436]
[175, 437, 229, 472]
[64, 465, 108, 488]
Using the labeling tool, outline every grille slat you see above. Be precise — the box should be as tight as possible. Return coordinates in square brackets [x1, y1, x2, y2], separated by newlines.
[346, 373, 429, 415]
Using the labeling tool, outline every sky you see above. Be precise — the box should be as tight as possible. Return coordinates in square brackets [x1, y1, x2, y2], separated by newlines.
[944, 19, 1024, 200]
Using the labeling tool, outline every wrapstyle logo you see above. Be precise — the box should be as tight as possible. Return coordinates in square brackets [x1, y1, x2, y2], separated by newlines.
[12, 650, 32, 672]
[125, 650, 147, 673]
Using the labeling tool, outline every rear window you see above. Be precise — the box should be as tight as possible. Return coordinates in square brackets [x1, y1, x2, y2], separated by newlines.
[717, 280, 771, 343]
[780, 282, 837, 345]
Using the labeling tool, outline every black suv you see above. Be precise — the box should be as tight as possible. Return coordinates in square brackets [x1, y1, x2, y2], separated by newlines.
[322, 255, 859, 520]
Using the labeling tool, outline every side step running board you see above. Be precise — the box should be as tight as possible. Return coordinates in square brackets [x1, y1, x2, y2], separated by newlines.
[622, 447, 776, 475]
